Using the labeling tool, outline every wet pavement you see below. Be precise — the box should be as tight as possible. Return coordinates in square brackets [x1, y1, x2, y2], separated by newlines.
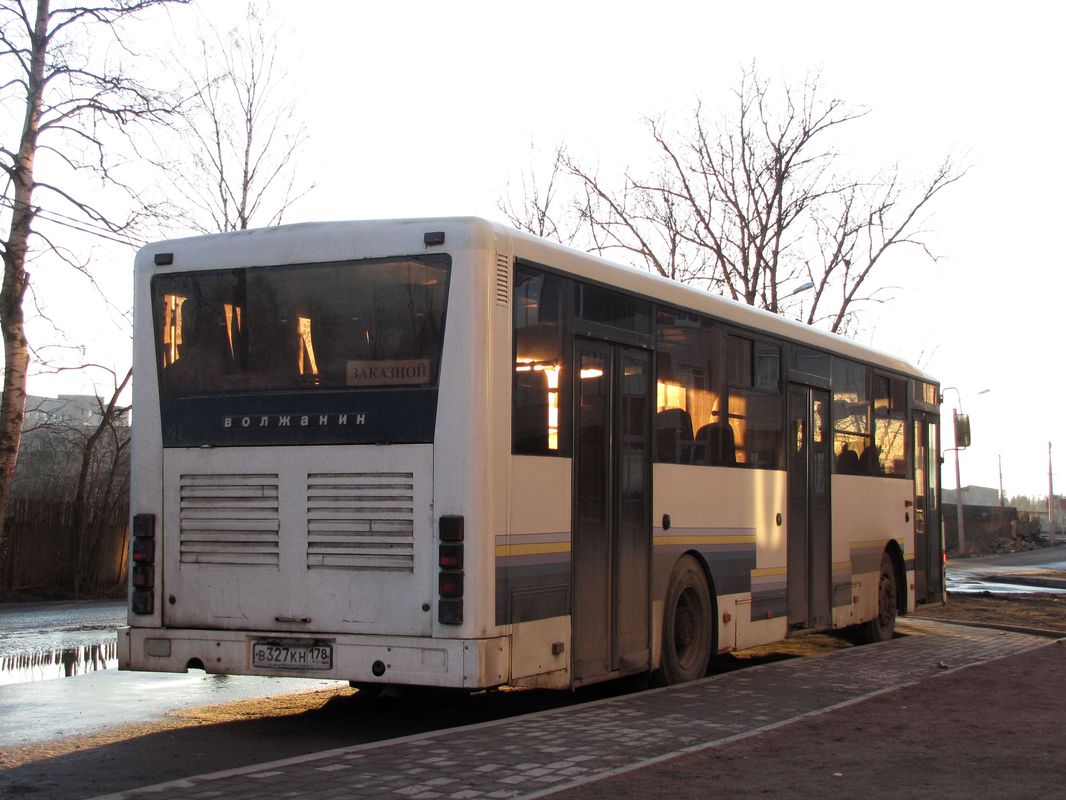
[85, 618, 1060, 800]
[946, 543, 1066, 595]
[0, 600, 125, 686]
[0, 601, 345, 749]
[0, 601, 125, 656]
[0, 665, 345, 750]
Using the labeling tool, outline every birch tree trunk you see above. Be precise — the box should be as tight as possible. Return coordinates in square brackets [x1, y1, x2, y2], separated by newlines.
[0, 0, 48, 552]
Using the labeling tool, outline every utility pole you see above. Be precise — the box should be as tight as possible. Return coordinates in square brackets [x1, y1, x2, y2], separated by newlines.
[999, 454, 1005, 507]
[1050, 442, 1056, 546]
[954, 424, 965, 553]
[941, 387, 987, 555]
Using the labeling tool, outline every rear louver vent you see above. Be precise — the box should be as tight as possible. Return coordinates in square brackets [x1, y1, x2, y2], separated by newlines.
[495, 252, 510, 307]
[306, 473, 415, 571]
[179, 474, 280, 566]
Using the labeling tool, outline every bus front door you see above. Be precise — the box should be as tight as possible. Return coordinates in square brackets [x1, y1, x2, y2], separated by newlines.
[572, 340, 651, 684]
[914, 415, 944, 603]
[786, 384, 832, 632]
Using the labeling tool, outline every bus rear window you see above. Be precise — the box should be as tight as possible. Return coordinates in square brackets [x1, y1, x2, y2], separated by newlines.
[153, 256, 449, 396]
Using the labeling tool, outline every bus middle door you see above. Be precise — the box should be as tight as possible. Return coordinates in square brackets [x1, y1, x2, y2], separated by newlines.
[786, 382, 832, 632]
[572, 339, 651, 684]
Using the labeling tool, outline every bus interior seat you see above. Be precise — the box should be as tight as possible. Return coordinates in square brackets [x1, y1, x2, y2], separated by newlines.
[656, 408, 694, 463]
[694, 422, 737, 466]
[836, 445, 860, 474]
[858, 445, 881, 476]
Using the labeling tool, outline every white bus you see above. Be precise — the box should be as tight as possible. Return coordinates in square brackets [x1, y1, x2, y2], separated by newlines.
[118, 217, 944, 690]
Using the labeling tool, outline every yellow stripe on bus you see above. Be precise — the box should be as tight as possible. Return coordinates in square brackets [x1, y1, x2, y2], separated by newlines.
[654, 535, 756, 546]
[751, 566, 787, 577]
[495, 543, 572, 557]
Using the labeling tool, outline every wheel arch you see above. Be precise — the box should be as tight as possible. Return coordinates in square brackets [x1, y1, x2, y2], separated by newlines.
[883, 540, 906, 615]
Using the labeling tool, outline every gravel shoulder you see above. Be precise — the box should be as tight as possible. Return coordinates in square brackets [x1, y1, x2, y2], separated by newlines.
[914, 591, 1066, 633]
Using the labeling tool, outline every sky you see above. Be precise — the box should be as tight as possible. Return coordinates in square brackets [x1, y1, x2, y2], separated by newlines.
[18, 0, 1065, 498]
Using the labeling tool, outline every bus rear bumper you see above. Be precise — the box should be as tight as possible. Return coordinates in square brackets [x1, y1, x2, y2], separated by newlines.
[117, 626, 510, 689]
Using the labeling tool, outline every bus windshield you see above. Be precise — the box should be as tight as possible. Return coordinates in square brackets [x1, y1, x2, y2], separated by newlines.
[152, 256, 449, 397]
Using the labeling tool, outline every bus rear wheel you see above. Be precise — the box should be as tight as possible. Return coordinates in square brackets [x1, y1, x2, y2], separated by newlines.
[657, 556, 713, 685]
[862, 553, 898, 643]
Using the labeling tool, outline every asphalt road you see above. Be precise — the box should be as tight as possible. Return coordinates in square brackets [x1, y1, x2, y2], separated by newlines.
[946, 542, 1066, 593]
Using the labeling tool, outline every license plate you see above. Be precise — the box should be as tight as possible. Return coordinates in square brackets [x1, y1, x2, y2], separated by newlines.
[252, 640, 332, 671]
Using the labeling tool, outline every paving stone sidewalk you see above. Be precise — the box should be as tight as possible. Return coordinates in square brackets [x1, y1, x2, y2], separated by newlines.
[91, 619, 1056, 800]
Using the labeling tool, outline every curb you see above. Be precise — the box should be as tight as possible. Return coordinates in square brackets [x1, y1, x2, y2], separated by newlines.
[915, 616, 1066, 640]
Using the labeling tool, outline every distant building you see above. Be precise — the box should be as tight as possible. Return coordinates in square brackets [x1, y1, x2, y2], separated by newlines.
[942, 485, 1001, 506]
[1033, 497, 1066, 536]
[24, 394, 130, 430]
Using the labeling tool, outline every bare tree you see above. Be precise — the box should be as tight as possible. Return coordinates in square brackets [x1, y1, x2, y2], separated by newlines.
[68, 366, 130, 598]
[165, 2, 312, 233]
[499, 143, 580, 245]
[509, 67, 963, 335]
[0, 0, 186, 554]
[13, 370, 131, 597]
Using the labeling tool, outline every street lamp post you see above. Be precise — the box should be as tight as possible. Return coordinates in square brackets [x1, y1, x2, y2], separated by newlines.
[955, 409, 972, 554]
[1050, 442, 1056, 546]
[941, 387, 990, 555]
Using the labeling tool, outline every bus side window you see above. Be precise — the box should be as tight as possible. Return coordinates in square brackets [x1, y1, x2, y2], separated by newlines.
[513, 266, 567, 456]
[655, 308, 719, 465]
[832, 358, 870, 475]
[726, 335, 783, 469]
[873, 374, 908, 477]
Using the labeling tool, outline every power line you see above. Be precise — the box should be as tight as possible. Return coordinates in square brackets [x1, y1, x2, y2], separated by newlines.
[0, 197, 149, 247]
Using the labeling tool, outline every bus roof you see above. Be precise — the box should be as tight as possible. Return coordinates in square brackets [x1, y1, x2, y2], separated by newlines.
[500, 222, 936, 385]
[137, 216, 937, 386]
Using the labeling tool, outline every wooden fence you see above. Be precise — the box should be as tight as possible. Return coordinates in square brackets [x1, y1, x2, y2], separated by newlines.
[0, 499, 129, 598]
[942, 503, 1021, 556]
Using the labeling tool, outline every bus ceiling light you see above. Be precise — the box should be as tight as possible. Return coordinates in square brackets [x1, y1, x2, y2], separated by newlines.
[424, 231, 445, 246]
[154, 252, 174, 266]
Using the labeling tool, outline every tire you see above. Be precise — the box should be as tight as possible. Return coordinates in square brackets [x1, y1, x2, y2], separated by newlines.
[862, 553, 898, 643]
[657, 555, 714, 685]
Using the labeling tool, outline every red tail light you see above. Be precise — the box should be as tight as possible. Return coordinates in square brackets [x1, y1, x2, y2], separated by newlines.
[439, 571, 464, 598]
[439, 543, 463, 570]
[132, 538, 155, 563]
[132, 563, 154, 589]
[438, 515, 464, 624]
[131, 513, 156, 615]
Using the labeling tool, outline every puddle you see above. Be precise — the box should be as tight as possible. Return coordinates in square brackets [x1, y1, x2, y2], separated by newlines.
[946, 574, 1066, 595]
[0, 641, 118, 686]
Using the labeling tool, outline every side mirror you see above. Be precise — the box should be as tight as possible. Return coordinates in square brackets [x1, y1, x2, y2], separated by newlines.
[953, 413, 971, 449]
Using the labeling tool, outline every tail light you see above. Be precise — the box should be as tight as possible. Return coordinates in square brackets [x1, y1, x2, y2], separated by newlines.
[131, 513, 155, 615]
[438, 515, 464, 625]
[438, 571, 464, 597]
[132, 563, 154, 589]
[439, 543, 463, 570]
[132, 538, 155, 563]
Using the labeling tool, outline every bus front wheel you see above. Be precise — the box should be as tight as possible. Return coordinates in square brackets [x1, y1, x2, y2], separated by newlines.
[657, 556, 714, 685]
